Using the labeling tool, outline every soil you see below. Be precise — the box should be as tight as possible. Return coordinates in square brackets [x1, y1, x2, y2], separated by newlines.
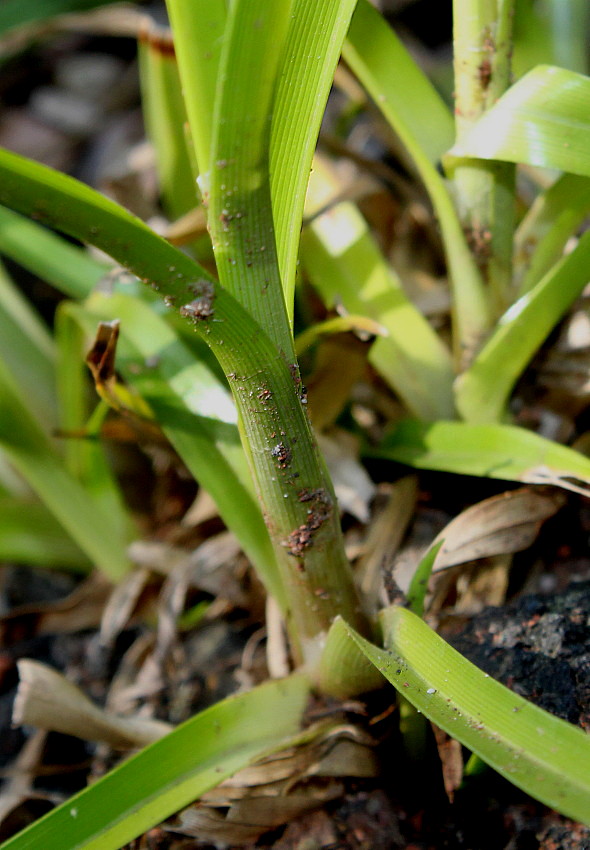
[1, 4, 590, 850]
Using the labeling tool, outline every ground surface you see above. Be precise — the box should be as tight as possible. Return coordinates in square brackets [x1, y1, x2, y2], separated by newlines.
[1, 3, 590, 849]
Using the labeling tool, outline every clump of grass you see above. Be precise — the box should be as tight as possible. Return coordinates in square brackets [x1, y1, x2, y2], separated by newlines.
[1, 0, 590, 846]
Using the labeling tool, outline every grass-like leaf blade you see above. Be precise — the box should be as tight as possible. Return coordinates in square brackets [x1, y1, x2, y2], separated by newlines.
[344, 0, 491, 361]
[0, 357, 129, 580]
[449, 65, 590, 176]
[343, 608, 590, 826]
[456, 230, 590, 422]
[1, 674, 310, 850]
[374, 419, 590, 495]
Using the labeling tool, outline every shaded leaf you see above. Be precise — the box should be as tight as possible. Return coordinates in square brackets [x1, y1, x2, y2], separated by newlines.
[455, 230, 590, 423]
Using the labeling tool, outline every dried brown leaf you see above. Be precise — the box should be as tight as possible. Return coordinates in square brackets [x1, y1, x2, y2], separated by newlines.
[164, 722, 378, 845]
[0, 573, 111, 642]
[431, 724, 464, 803]
[13, 660, 171, 749]
[432, 487, 565, 572]
[307, 335, 368, 432]
[357, 476, 418, 606]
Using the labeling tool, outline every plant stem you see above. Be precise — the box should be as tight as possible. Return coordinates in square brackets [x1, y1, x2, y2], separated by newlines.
[451, 0, 516, 319]
[0, 147, 369, 667]
[203, 0, 368, 662]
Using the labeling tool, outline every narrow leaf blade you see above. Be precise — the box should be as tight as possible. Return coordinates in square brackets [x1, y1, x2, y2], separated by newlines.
[343, 610, 590, 826]
[449, 65, 590, 176]
[2, 674, 309, 850]
[374, 419, 590, 496]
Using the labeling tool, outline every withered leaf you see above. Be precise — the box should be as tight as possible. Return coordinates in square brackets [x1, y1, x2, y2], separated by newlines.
[432, 487, 565, 572]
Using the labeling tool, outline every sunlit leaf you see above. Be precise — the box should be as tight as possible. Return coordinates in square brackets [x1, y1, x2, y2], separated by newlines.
[455, 231, 590, 422]
[344, 0, 491, 361]
[448, 65, 590, 176]
[342, 609, 590, 826]
[302, 158, 455, 421]
[270, 0, 359, 318]
[374, 418, 590, 496]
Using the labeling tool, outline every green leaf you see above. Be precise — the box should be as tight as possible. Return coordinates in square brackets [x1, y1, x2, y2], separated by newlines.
[1, 674, 310, 850]
[317, 616, 385, 700]
[54, 306, 136, 545]
[406, 539, 444, 617]
[343, 609, 590, 826]
[512, 0, 590, 78]
[301, 160, 455, 421]
[0, 357, 129, 580]
[164, 0, 227, 179]
[374, 419, 590, 495]
[448, 65, 590, 176]
[455, 230, 590, 423]
[343, 0, 491, 362]
[345, 0, 455, 167]
[0, 146, 367, 658]
[67, 294, 285, 607]
[270, 0, 359, 320]
[0, 205, 109, 299]
[0, 257, 56, 431]
[138, 21, 197, 220]
[513, 173, 590, 295]
[0, 499, 90, 570]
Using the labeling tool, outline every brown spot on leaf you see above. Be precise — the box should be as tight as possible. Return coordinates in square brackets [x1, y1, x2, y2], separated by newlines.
[180, 279, 215, 321]
[271, 442, 291, 468]
[283, 488, 332, 557]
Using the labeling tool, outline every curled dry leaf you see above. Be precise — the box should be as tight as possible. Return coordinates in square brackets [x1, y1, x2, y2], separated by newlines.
[163, 721, 378, 846]
[0, 573, 111, 642]
[13, 660, 171, 750]
[431, 725, 464, 803]
[432, 487, 566, 572]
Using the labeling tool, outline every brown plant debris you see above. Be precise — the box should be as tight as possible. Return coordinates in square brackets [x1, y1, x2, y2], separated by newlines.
[283, 489, 333, 557]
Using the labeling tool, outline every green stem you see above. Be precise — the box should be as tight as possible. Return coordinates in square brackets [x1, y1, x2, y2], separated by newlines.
[451, 0, 516, 318]
[0, 148, 367, 665]
[204, 0, 367, 662]
[543, 0, 590, 74]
